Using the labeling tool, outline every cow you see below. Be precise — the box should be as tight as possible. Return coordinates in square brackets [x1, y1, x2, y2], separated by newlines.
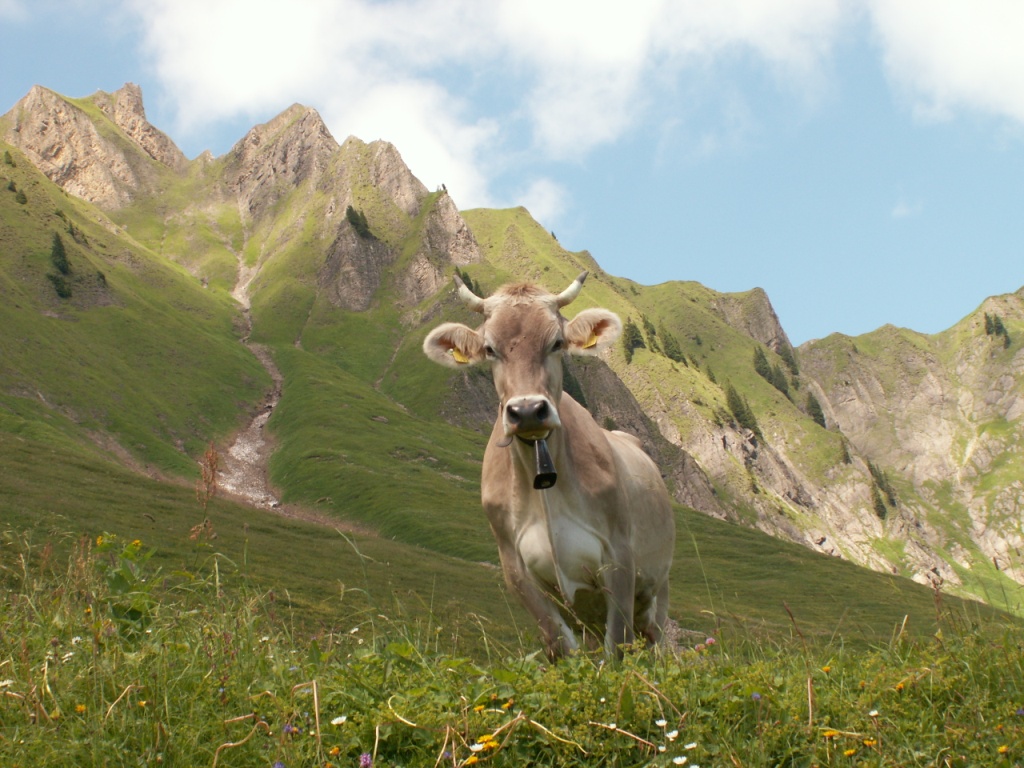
[423, 271, 675, 660]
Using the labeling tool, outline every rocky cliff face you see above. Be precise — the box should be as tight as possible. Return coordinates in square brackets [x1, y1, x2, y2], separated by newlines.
[1, 84, 183, 208]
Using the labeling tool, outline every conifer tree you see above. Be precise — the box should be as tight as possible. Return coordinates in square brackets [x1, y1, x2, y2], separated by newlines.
[50, 232, 70, 275]
[659, 324, 686, 364]
[806, 391, 826, 428]
[621, 317, 645, 363]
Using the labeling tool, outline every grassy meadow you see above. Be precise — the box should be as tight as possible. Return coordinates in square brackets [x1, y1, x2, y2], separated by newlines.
[3, 517, 1024, 768]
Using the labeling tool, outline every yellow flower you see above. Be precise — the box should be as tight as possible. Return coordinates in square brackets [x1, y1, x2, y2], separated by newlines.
[823, 730, 839, 739]
[501, 699, 513, 710]
[131, 539, 142, 548]
[473, 704, 485, 713]
[863, 738, 877, 747]
[465, 757, 479, 766]
[96, 535, 104, 546]
[821, 665, 832, 673]
[138, 700, 149, 708]
[895, 682, 905, 691]
[329, 746, 341, 756]
[999, 745, 1010, 755]
[843, 748, 857, 757]
[75, 704, 87, 714]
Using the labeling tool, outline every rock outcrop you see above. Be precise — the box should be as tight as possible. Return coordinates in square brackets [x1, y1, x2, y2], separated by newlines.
[1, 84, 184, 208]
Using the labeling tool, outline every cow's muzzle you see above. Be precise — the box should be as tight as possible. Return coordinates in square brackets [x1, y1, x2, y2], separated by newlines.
[504, 395, 560, 439]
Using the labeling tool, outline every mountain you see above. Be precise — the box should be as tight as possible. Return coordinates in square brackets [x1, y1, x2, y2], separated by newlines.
[2, 83, 1022, 619]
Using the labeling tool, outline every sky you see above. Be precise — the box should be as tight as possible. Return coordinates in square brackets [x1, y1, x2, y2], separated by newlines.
[2, 0, 1022, 344]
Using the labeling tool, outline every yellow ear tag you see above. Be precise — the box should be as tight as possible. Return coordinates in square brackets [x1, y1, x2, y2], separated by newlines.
[451, 347, 470, 364]
[582, 332, 599, 349]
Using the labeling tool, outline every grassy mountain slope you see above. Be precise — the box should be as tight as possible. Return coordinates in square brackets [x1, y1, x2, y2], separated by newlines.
[0, 141, 268, 475]
[2, 84, 1019, 654]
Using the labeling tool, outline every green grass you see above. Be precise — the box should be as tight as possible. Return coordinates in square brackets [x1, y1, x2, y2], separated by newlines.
[2, 526, 1023, 768]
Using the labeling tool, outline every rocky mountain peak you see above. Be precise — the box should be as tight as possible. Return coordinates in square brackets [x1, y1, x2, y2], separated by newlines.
[710, 286, 793, 352]
[91, 83, 187, 171]
[227, 104, 340, 221]
[1, 83, 185, 208]
[365, 139, 429, 218]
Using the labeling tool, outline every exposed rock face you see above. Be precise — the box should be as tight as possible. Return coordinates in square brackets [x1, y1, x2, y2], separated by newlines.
[397, 191, 482, 306]
[798, 289, 1024, 589]
[1, 85, 184, 208]
[711, 287, 792, 353]
[92, 83, 188, 171]
[368, 140, 429, 218]
[318, 227, 395, 312]
[227, 105, 340, 222]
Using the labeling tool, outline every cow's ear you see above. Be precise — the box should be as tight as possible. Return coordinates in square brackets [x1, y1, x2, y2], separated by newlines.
[423, 322, 486, 368]
[565, 309, 622, 356]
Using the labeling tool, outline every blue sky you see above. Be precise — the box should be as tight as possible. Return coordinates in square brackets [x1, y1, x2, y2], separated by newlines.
[2, 0, 1022, 344]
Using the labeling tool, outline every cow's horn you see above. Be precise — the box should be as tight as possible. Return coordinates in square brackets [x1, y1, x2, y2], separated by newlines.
[555, 271, 589, 308]
[453, 273, 485, 313]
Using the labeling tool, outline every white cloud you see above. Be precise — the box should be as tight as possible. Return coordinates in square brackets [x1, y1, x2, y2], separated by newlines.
[122, 0, 860, 225]
[516, 177, 569, 227]
[0, 0, 26, 19]
[867, 0, 1024, 124]
[891, 197, 923, 219]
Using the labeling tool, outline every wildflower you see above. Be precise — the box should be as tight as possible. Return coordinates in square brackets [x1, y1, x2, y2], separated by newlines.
[751, 693, 761, 701]
[138, 700, 149, 708]
[843, 748, 857, 757]
[85, 606, 92, 615]
[823, 730, 839, 739]
[673, 758, 688, 766]
[71, 636, 82, 645]
[705, 637, 716, 646]
[895, 682, 904, 691]
[0, 680, 14, 688]
[998, 745, 1010, 755]
[359, 753, 372, 768]
[469, 743, 485, 753]
[1016, 707, 1024, 717]
[666, 730, 679, 741]
[75, 704, 87, 714]
[131, 539, 142, 548]
[821, 665, 832, 673]
[331, 716, 347, 726]
[465, 757, 479, 766]
[684, 742, 698, 750]
[868, 709, 879, 718]
[658, 745, 667, 752]
[96, 535, 104, 546]
[863, 739, 877, 747]
[272, 763, 285, 768]
[655, 718, 668, 728]
[329, 746, 341, 756]
[473, 704, 485, 713]
[501, 699, 513, 710]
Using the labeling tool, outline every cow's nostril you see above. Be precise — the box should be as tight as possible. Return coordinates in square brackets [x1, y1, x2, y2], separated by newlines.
[535, 400, 549, 421]
[507, 403, 524, 424]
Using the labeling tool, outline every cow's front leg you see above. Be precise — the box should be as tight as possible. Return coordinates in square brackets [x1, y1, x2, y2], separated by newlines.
[496, 540, 578, 660]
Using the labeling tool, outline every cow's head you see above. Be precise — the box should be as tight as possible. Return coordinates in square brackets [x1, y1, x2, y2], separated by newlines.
[423, 272, 622, 439]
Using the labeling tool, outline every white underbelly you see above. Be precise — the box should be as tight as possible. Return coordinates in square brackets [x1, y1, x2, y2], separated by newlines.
[517, 519, 605, 602]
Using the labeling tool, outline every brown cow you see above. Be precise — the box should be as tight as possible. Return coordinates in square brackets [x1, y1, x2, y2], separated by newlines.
[423, 271, 675, 659]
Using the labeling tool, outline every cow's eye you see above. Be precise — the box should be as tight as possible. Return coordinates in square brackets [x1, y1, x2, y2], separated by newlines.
[484, 345, 496, 359]
[551, 339, 564, 353]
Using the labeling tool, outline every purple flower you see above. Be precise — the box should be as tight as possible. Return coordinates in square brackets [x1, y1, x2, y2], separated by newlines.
[359, 753, 373, 768]
[272, 763, 285, 768]
[282, 723, 298, 735]
[752, 692, 762, 701]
